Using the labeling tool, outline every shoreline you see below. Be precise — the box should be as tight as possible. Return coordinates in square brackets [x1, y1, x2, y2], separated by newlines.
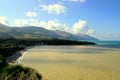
[7, 49, 26, 64]
[6, 46, 34, 65]
[6, 45, 118, 65]
[6, 45, 93, 64]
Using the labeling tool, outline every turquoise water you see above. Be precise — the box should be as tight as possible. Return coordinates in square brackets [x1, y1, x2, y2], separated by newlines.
[95, 41, 120, 48]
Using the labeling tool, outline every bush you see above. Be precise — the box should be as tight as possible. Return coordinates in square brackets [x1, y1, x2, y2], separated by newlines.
[0, 55, 8, 68]
[0, 55, 42, 80]
[0, 65, 42, 80]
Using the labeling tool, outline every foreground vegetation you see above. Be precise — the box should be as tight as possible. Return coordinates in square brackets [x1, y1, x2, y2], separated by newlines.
[0, 55, 42, 80]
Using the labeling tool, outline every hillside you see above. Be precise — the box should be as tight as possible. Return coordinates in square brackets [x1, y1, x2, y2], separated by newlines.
[0, 55, 42, 80]
[0, 23, 98, 40]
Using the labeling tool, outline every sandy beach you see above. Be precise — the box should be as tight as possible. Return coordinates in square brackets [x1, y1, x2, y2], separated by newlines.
[21, 46, 120, 80]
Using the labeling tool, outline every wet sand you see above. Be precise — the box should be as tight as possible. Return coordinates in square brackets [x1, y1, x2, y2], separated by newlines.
[7, 50, 26, 64]
[22, 46, 120, 80]
[6, 46, 34, 64]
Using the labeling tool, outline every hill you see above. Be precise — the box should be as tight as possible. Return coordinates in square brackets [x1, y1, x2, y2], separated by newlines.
[0, 23, 98, 40]
[0, 55, 42, 80]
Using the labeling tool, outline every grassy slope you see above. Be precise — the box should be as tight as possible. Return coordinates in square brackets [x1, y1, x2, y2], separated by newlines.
[0, 55, 42, 80]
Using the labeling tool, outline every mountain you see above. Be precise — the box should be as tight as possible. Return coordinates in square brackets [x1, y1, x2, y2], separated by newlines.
[14, 27, 60, 38]
[0, 23, 24, 38]
[0, 23, 12, 32]
[54, 30, 98, 41]
[0, 23, 98, 40]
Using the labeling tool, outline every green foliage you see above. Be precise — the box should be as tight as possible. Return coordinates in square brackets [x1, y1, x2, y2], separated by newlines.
[0, 55, 8, 68]
[0, 56, 42, 80]
[0, 45, 25, 57]
[0, 65, 42, 80]
[0, 40, 42, 80]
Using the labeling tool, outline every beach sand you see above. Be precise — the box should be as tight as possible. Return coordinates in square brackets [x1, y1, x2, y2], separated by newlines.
[22, 46, 120, 80]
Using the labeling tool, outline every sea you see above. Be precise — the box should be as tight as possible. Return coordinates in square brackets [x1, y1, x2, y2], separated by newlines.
[94, 41, 120, 48]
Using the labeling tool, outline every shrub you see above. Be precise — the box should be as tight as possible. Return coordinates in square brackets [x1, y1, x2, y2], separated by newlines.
[0, 55, 42, 80]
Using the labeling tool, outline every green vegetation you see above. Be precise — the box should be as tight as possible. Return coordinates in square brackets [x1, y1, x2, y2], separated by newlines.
[0, 55, 8, 68]
[0, 38, 96, 57]
[0, 55, 42, 80]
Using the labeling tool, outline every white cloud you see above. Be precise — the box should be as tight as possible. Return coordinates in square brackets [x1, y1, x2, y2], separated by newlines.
[26, 11, 37, 17]
[39, 20, 69, 31]
[72, 20, 95, 35]
[40, 3, 66, 15]
[15, 19, 29, 27]
[0, 16, 9, 25]
[73, 20, 88, 34]
[14, 19, 69, 31]
[39, 20, 94, 35]
[63, 0, 87, 3]
[14, 19, 38, 27]
[87, 29, 95, 35]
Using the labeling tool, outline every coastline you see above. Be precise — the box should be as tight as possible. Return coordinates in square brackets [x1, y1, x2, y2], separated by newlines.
[6, 45, 96, 65]
[7, 49, 26, 64]
[6, 44, 116, 65]
[6, 46, 34, 65]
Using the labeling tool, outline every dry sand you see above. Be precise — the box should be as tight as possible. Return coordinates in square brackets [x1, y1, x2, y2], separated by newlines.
[22, 46, 120, 80]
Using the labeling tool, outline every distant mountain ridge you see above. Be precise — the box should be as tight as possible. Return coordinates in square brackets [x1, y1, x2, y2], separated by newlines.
[0, 23, 98, 40]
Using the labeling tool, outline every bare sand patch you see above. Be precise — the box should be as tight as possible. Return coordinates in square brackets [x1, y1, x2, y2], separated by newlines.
[22, 46, 120, 80]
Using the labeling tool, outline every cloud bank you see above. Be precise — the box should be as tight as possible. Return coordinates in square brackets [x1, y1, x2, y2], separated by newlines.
[39, 20, 69, 31]
[0, 16, 9, 26]
[14, 19, 38, 27]
[14, 18, 94, 35]
[73, 20, 88, 34]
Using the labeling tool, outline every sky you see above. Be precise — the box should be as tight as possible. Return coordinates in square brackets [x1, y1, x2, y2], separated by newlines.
[0, 0, 120, 40]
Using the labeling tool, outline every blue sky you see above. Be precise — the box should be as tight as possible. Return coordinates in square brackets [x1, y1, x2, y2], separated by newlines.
[0, 0, 120, 40]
